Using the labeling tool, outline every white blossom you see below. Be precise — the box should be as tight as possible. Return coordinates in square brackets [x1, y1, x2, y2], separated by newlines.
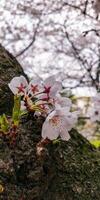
[91, 93, 100, 106]
[8, 76, 28, 96]
[39, 75, 62, 100]
[42, 105, 78, 141]
[88, 106, 100, 122]
[87, 93, 100, 122]
[28, 77, 42, 96]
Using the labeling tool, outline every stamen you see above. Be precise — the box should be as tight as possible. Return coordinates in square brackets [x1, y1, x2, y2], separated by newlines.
[17, 83, 26, 94]
[44, 86, 51, 94]
[31, 84, 39, 93]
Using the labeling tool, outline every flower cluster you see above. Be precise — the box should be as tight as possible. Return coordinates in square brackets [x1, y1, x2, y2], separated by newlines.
[8, 75, 79, 141]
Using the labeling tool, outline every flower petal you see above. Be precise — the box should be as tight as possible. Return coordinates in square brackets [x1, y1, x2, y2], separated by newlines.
[50, 82, 62, 97]
[8, 76, 28, 95]
[28, 77, 42, 95]
[44, 75, 56, 87]
[60, 129, 70, 141]
[55, 105, 71, 116]
[42, 120, 59, 140]
[21, 101, 26, 111]
[55, 94, 72, 108]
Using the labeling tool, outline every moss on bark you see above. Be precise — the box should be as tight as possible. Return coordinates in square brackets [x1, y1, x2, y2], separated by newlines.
[0, 116, 100, 200]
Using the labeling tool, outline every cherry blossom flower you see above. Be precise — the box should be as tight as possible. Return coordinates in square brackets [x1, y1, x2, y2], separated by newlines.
[91, 93, 100, 106]
[9, 76, 43, 113]
[28, 77, 42, 96]
[87, 93, 100, 122]
[8, 76, 28, 96]
[39, 75, 62, 100]
[42, 105, 78, 141]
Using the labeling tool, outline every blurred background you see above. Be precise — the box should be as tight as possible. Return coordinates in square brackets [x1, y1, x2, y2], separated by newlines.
[0, 0, 100, 143]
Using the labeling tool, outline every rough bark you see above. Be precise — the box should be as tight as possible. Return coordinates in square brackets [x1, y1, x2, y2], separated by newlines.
[0, 45, 100, 200]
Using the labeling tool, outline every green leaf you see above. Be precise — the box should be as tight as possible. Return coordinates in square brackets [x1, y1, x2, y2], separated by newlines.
[12, 95, 21, 126]
[0, 114, 9, 133]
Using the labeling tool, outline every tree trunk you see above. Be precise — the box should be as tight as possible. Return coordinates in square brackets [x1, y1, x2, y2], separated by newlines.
[0, 44, 26, 114]
[0, 45, 100, 200]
